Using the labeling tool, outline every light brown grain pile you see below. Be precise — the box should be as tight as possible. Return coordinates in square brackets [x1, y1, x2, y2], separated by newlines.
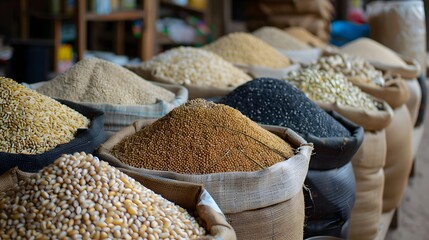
[111, 99, 294, 174]
[252, 26, 311, 50]
[0, 152, 205, 239]
[203, 32, 291, 69]
[37, 58, 175, 105]
[0, 77, 89, 154]
[285, 27, 327, 49]
[140, 47, 252, 88]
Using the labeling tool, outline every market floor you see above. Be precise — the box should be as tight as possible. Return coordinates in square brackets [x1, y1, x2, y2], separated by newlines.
[386, 103, 429, 240]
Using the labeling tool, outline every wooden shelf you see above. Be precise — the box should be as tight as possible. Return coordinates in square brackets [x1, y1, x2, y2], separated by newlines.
[86, 10, 145, 21]
[160, 0, 205, 15]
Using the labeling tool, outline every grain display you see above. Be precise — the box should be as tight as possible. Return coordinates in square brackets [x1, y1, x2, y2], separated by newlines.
[252, 26, 311, 50]
[203, 32, 291, 69]
[0, 78, 89, 154]
[220, 78, 350, 138]
[37, 58, 174, 105]
[111, 99, 294, 174]
[0, 152, 205, 239]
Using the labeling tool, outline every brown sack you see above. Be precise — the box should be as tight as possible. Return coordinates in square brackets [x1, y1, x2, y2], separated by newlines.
[383, 105, 413, 212]
[268, 15, 330, 41]
[350, 77, 410, 109]
[97, 120, 313, 240]
[316, 99, 394, 131]
[259, 0, 334, 20]
[404, 79, 422, 126]
[226, 190, 304, 240]
[348, 130, 386, 240]
[339, 38, 421, 79]
[0, 167, 237, 240]
[368, 1, 426, 77]
[126, 65, 235, 100]
[285, 27, 328, 49]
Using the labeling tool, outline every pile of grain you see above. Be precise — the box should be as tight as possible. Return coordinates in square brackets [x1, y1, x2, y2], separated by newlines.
[220, 78, 350, 138]
[0, 77, 89, 154]
[340, 38, 406, 66]
[285, 27, 327, 49]
[0, 152, 205, 239]
[285, 69, 379, 111]
[203, 32, 291, 69]
[305, 54, 384, 86]
[252, 26, 311, 50]
[37, 58, 175, 105]
[111, 99, 294, 174]
[140, 47, 252, 88]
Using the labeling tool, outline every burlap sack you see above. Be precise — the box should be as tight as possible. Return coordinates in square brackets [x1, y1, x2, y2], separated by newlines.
[268, 15, 330, 41]
[383, 105, 413, 212]
[348, 130, 386, 240]
[339, 38, 421, 79]
[404, 79, 422, 126]
[285, 27, 328, 49]
[368, 1, 426, 77]
[97, 121, 313, 240]
[234, 63, 301, 79]
[125, 65, 236, 100]
[259, 0, 334, 20]
[316, 99, 393, 131]
[0, 167, 236, 240]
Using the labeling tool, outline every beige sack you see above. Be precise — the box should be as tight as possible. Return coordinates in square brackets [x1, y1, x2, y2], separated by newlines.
[0, 167, 237, 240]
[368, 1, 426, 77]
[404, 79, 422, 126]
[285, 27, 328, 49]
[316, 99, 393, 131]
[259, 0, 334, 20]
[268, 15, 330, 41]
[97, 121, 313, 240]
[126, 65, 235, 100]
[383, 105, 413, 212]
[348, 130, 386, 240]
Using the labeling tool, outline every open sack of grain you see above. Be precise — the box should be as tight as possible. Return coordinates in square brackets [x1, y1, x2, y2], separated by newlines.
[33, 58, 187, 133]
[0, 77, 105, 175]
[126, 47, 251, 100]
[97, 99, 313, 240]
[283, 69, 394, 239]
[202, 32, 300, 79]
[0, 153, 236, 239]
[252, 26, 323, 64]
[218, 78, 363, 238]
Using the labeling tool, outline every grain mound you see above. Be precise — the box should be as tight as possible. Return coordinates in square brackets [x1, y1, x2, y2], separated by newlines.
[37, 58, 175, 105]
[203, 32, 291, 69]
[0, 152, 205, 239]
[0, 77, 89, 154]
[252, 26, 310, 50]
[140, 47, 251, 88]
[220, 78, 351, 138]
[111, 99, 294, 174]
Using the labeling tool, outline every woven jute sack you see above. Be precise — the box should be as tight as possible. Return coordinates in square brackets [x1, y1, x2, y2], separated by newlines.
[97, 120, 313, 240]
[339, 38, 421, 79]
[348, 130, 386, 240]
[25, 81, 188, 133]
[367, 1, 426, 78]
[126, 65, 237, 100]
[383, 105, 413, 212]
[316, 98, 394, 132]
[259, 0, 334, 20]
[0, 99, 106, 175]
[0, 166, 236, 240]
[268, 15, 330, 41]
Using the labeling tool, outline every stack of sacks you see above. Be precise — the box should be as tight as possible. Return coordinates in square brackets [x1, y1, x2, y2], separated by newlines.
[340, 38, 420, 214]
[97, 99, 313, 240]
[284, 68, 394, 239]
[245, 0, 334, 42]
[219, 78, 363, 238]
[35, 58, 188, 133]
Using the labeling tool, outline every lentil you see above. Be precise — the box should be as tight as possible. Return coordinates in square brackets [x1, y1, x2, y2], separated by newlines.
[220, 78, 350, 138]
[284, 69, 380, 111]
[111, 99, 294, 174]
[37, 58, 175, 105]
[203, 32, 291, 69]
[0, 77, 89, 154]
[252, 26, 311, 50]
[140, 47, 252, 88]
[0, 152, 205, 239]
[304, 54, 384, 86]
